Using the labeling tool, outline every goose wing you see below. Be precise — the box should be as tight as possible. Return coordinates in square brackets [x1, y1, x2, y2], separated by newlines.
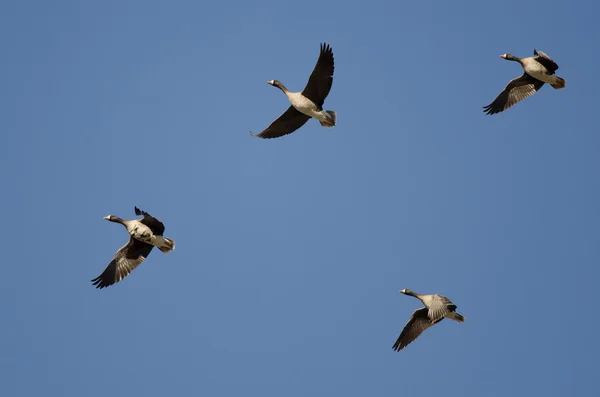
[483, 73, 545, 115]
[91, 237, 154, 289]
[392, 307, 442, 351]
[249, 106, 310, 139]
[135, 206, 165, 235]
[533, 49, 559, 72]
[301, 43, 334, 108]
[427, 295, 457, 322]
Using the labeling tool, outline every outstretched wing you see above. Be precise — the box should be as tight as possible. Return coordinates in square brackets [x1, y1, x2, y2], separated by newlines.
[534, 49, 559, 72]
[135, 206, 165, 235]
[483, 73, 545, 115]
[301, 43, 335, 108]
[250, 106, 311, 139]
[91, 237, 154, 289]
[392, 307, 442, 352]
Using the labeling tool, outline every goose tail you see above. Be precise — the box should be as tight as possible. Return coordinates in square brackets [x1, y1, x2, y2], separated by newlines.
[319, 110, 337, 127]
[156, 236, 176, 253]
[550, 76, 566, 89]
[447, 312, 465, 322]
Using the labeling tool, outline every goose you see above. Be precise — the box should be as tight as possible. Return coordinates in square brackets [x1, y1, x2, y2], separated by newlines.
[249, 43, 336, 139]
[91, 206, 175, 289]
[483, 49, 566, 115]
[392, 289, 464, 352]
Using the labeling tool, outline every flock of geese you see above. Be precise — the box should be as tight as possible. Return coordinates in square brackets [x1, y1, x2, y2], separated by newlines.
[92, 43, 566, 352]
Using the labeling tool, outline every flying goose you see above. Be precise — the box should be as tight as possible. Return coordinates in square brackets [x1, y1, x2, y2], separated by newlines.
[392, 289, 465, 352]
[91, 206, 175, 289]
[483, 49, 566, 115]
[249, 43, 336, 139]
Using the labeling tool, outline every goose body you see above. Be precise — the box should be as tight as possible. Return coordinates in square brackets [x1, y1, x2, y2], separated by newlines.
[250, 43, 336, 139]
[519, 55, 562, 86]
[118, 218, 172, 250]
[266, 81, 336, 126]
[91, 206, 175, 289]
[483, 49, 565, 115]
[392, 289, 464, 352]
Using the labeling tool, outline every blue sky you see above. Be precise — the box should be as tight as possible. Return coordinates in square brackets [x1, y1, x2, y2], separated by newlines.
[1, 0, 598, 395]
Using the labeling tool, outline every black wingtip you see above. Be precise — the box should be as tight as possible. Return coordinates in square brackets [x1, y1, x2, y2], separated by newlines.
[249, 130, 269, 139]
[482, 104, 497, 115]
[320, 42, 332, 53]
[90, 276, 108, 289]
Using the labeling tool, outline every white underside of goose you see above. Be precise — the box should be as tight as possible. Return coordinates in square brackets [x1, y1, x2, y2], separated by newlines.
[125, 221, 175, 252]
[284, 91, 337, 127]
[525, 70, 562, 85]
[520, 59, 559, 84]
[126, 221, 154, 244]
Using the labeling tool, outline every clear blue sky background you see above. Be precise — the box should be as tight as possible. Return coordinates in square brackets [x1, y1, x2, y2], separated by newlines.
[1, 0, 598, 395]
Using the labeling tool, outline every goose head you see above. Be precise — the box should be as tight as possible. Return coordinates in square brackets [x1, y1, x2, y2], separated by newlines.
[104, 215, 124, 224]
[400, 289, 412, 295]
[267, 80, 289, 93]
[500, 53, 520, 62]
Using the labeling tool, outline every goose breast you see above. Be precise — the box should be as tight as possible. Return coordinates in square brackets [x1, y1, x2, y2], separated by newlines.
[522, 58, 556, 84]
[128, 221, 154, 244]
[287, 92, 320, 115]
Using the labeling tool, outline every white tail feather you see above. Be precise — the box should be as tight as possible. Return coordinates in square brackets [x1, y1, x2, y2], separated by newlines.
[319, 110, 337, 127]
[154, 236, 176, 253]
[550, 76, 566, 89]
[446, 312, 465, 322]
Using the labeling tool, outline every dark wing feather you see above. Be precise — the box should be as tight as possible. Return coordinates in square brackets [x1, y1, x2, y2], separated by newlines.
[301, 43, 334, 108]
[250, 106, 310, 139]
[393, 307, 443, 352]
[134, 206, 165, 235]
[91, 237, 154, 289]
[483, 73, 545, 115]
[534, 49, 559, 72]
